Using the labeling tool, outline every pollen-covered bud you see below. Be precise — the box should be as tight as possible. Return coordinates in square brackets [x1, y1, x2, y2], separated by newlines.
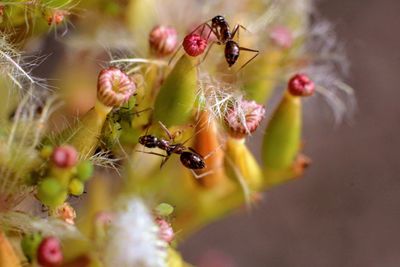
[37, 237, 63, 267]
[288, 74, 315, 97]
[149, 25, 178, 57]
[224, 100, 266, 139]
[51, 145, 78, 169]
[183, 33, 207, 57]
[97, 67, 136, 107]
[270, 26, 293, 49]
[156, 218, 174, 244]
[54, 203, 76, 225]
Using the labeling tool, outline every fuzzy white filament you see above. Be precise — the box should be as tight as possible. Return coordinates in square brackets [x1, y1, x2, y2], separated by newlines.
[103, 198, 167, 267]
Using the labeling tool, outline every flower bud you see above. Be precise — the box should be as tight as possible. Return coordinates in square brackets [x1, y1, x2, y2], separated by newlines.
[288, 74, 315, 97]
[97, 67, 136, 107]
[156, 218, 174, 244]
[270, 26, 293, 49]
[183, 33, 207, 57]
[224, 100, 266, 139]
[149, 25, 178, 57]
[46, 10, 69, 26]
[37, 237, 63, 267]
[51, 145, 78, 169]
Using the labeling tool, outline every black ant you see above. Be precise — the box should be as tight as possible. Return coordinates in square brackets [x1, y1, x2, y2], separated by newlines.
[172, 15, 259, 70]
[137, 122, 214, 179]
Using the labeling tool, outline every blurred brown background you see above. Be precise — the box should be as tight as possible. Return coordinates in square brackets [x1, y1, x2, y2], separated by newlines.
[181, 0, 400, 266]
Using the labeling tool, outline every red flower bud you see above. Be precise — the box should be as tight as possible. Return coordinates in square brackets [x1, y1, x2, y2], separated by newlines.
[183, 33, 207, 57]
[51, 145, 78, 169]
[288, 74, 315, 97]
[149, 25, 178, 57]
[37, 237, 63, 267]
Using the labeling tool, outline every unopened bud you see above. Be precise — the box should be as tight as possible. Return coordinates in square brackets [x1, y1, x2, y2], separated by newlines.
[149, 25, 178, 57]
[183, 33, 207, 57]
[51, 145, 78, 169]
[288, 74, 315, 97]
[37, 237, 63, 267]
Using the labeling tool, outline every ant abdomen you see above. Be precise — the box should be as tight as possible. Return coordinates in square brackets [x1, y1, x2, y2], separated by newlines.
[180, 152, 206, 170]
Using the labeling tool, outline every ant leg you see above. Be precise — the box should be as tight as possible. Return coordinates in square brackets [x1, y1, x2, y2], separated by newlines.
[190, 169, 214, 179]
[196, 41, 221, 67]
[231, 24, 250, 42]
[158, 121, 174, 141]
[238, 47, 259, 71]
[135, 150, 167, 158]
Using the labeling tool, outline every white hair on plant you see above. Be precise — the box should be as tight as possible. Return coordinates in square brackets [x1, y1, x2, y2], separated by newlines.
[301, 18, 356, 123]
[0, 211, 84, 239]
[197, 73, 246, 124]
[103, 198, 168, 267]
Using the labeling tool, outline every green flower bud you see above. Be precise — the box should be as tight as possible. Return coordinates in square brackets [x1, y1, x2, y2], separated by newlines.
[21, 233, 43, 263]
[262, 92, 301, 170]
[155, 203, 174, 217]
[69, 179, 85, 196]
[153, 55, 197, 127]
[37, 178, 67, 207]
[76, 160, 94, 182]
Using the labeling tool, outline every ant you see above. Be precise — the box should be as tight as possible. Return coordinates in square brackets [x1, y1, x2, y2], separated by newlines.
[173, 15, 259, 70]
[137, 122, 214, 179]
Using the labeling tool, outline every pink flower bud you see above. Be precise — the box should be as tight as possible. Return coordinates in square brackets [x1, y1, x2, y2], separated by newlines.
[224, 100, 266, 139]
[156, 218, 174, 244]
[51, 145, 78, 169]
[269, 26, 293, 49]
[183, 33, 207, 57]
[37, 237, 63, 267]
[149, 25, 178, 57]
[97, 67, 136, 107]
[288, 74, 315, 97]
[47, 10, 69, 26]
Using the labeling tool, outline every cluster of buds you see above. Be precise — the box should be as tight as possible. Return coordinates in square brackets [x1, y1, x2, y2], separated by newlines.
[37, 145, 94, 208]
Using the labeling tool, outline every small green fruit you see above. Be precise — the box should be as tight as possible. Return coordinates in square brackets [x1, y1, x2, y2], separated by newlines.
[21, 233, 43, 262]
[69, 179, 84, 196]
[37, 178, 67, 207]
[76, 161, 94, 182]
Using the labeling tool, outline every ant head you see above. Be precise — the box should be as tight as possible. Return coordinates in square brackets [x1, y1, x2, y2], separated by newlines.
[212, 15, 225, 26]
